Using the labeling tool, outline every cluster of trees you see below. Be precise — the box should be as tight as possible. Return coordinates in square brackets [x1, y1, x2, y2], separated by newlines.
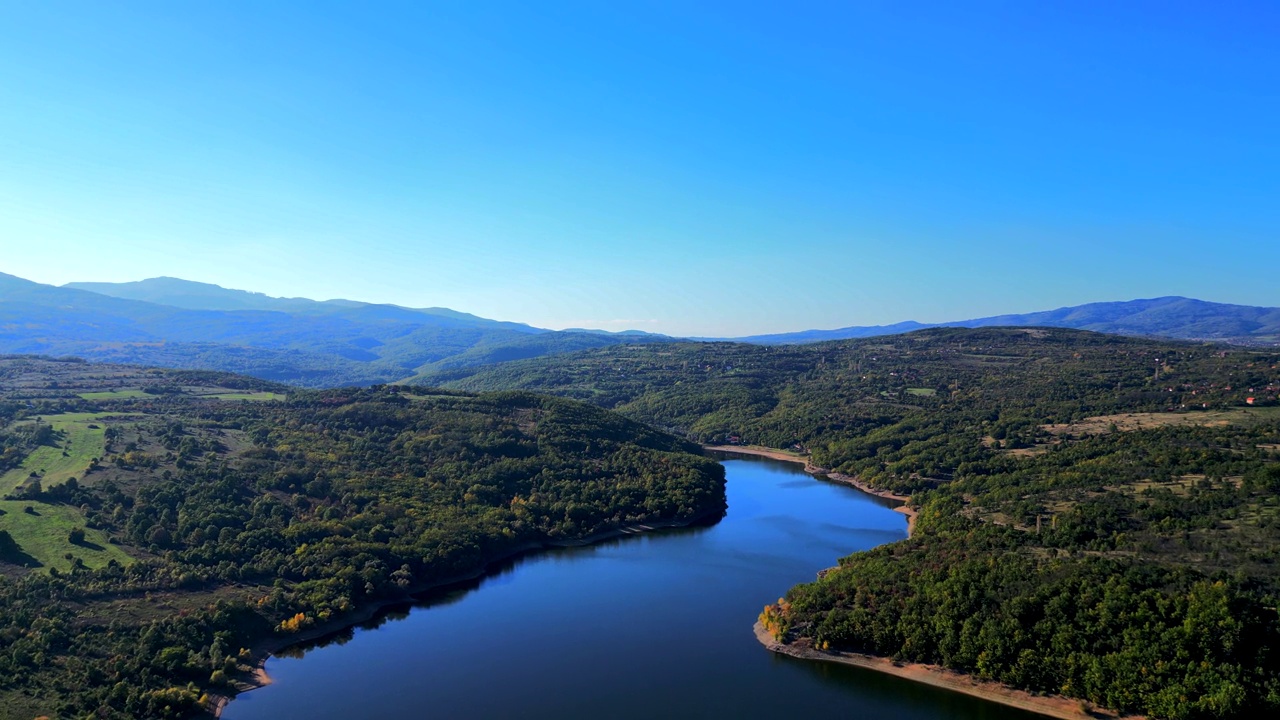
[766, 440, 1280, 720]
[0, 362, 725, 720]
[0, 420, 54, 474]
[768, 515, 1280, 719]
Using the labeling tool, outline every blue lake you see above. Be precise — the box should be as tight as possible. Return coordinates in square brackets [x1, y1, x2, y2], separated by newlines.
[224, 455, 1038, 719]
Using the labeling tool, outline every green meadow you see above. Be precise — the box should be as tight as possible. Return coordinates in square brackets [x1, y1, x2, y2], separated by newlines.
[0, 412, 128, 494]
[204, 391, 287, 401]
[77, 389, 150, 400]
[0, 413, 137, 573]
[0, 501, 133, 572]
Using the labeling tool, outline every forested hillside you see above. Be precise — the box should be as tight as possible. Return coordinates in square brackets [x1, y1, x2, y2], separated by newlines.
[440, 327, 1275, 479]
[0, 356, 724, 719]
[441, 327, 1280, 718]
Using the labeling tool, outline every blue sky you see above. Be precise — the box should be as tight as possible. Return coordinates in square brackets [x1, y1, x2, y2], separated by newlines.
[1, 1, 1276, 336]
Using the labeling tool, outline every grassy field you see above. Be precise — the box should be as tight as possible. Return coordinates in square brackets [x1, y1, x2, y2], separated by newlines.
[0, 412, 143, 575]
[0, 412, 129, 494]
[1044, 405, 1280, 437]
[905, 387, 938, 396]
[80, 388, 287, 401]
[77, 389, 150, 400]
[0, 500, 133, 572]
[203, 391, 287, 401]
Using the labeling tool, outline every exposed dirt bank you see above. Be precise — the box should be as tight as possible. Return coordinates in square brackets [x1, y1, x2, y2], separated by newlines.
[754, 622, 1141, 720]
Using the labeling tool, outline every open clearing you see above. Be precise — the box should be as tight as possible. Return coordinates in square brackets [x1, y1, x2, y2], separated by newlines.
[77, 389, 150, 400]
[0, 412, 135, 494]
[201, 391, 287, 401]
[1044, 406, 1280, 437]
[74, 583, 271, 627]
[0, 500, 133, 573]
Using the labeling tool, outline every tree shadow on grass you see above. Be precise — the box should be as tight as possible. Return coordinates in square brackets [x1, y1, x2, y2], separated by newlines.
[0, 534, 44, 569]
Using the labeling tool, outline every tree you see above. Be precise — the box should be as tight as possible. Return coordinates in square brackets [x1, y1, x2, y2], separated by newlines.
[0, 530, 20, 556]
[146, 525, 172, 547]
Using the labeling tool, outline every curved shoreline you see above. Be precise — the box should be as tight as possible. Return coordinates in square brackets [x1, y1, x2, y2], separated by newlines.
[753, 622, 1140, 720]
[209, 509, 723, 717]
[721, 446, 1137, 719]
[704, 445, 917, 536]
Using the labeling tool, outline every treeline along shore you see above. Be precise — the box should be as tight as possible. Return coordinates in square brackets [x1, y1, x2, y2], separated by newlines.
[210, 511, 722, 716]
[752, 621, 1143, 720]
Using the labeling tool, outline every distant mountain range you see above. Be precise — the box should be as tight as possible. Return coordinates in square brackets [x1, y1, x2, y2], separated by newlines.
[1, 271, 1276, 387]
[0, 273, 670, 387]
[65, 277, 538, 331]
[732, 297, 1280, 346]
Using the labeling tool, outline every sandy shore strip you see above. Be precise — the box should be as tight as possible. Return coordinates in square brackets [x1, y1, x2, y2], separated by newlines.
[703, 444, 812, 464]
[754, 622, 1141, 720]
[208, 510, 721, 717]
[704, 445, 918, 535]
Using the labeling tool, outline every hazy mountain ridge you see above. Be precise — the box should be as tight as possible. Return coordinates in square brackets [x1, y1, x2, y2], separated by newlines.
[727, 320, 930, 344]
[734, 296, 1280, 345]
[5, 272, 1277, 387]
[65, 276, 544, 332]
[1, 273, 669, 386]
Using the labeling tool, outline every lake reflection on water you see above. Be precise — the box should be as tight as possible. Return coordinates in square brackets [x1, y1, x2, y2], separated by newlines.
[224, 456, 1041, 720]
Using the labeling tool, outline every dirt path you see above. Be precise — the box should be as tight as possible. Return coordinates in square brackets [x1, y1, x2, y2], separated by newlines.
[703, 444, 810, 464]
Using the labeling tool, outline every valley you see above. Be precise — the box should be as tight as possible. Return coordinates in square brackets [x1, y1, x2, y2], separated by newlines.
[2, 316, 1280, 719]
[5, 4, 1275, 718]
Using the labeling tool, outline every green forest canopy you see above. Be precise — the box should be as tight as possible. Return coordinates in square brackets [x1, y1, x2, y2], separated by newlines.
[442, 327, 1280, 718]
[0, 356, 724, 720]
[5, 325, 1280, 718]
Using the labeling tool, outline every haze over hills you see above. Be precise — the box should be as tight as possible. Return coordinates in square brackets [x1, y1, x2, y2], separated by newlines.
[0, 273, 670, 386]
[59, 277, 1280, 349]
[65, 276, 542, 331]
[2, 271, 1277, 389]
[734, 296, 1280, 346]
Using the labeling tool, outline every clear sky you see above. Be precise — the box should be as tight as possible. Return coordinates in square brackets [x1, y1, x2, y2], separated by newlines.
[1, 1, 1276, 337]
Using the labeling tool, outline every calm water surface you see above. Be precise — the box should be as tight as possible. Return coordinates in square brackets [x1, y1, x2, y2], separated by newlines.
[225, 456, 1039, 719]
